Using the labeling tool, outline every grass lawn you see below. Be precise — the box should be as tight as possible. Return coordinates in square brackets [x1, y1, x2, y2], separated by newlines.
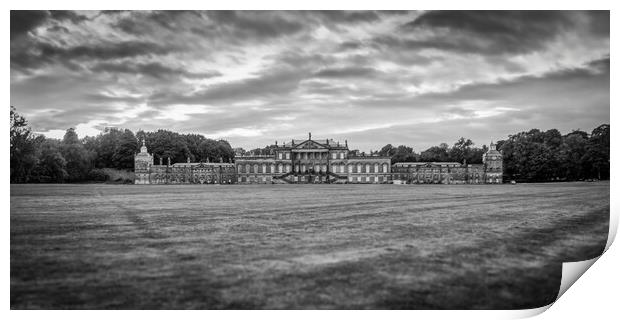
[10, 182, 609, 309]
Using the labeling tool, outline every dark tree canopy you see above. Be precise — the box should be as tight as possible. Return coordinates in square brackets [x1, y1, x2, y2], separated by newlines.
[10, 106, 37, 183]
[10, 107, 237, 183]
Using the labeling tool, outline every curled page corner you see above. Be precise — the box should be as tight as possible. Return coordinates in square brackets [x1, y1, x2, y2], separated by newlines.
[557, 256, 600, 300]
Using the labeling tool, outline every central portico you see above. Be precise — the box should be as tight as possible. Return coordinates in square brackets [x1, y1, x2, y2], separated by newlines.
[235, 133, 391, 184]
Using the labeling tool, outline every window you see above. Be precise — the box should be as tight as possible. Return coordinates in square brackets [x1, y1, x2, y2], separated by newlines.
[253, 164, 258, 173]
[374, 164, 379, 173]
[270, 164, 275, 173]
[357, 164, 362, 173]
[278, 164, 283, 173]
[262, 164, 266, 173]
[278, 153, 283, 160]
[348, 165, 353, 173]
[383, 163, 388, 173]
[285, 153, 290, 160]
[332, 153, 337, 159]
[246, 164, 250, 173]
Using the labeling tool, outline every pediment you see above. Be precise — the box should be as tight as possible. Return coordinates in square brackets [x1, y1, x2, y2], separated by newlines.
[294, 140, 327, 149]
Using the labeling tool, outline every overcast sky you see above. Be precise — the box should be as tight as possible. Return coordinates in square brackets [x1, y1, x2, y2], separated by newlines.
[10, 10, 609, 151]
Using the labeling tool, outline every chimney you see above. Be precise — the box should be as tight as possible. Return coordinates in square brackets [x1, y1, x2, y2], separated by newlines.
[159, 157, 162, 165]
[167, 157, 171, 166]
[345, 140, 348, 148]
[187, 156, 190, 163]
[275, 140, 278, 147]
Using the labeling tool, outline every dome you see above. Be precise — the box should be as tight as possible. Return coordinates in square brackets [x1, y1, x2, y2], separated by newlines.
[139, 138, 148, 154]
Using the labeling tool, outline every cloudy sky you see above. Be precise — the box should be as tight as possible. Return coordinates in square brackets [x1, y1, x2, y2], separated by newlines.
[10, 10, 609, 151]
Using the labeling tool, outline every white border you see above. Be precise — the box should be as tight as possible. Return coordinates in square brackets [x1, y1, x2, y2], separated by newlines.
[4, 1, 617, 319]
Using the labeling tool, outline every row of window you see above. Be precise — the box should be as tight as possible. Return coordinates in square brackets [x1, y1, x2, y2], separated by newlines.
[348, 176, 386, 183]
[276, 152, 349, 160]
[237, 163, 390, 174]
[238, 175, 387, 183]
[239, 164, 291, 174]
[395, 173, 484, 179]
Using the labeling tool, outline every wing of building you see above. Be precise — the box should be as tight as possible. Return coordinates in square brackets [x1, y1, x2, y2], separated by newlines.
[134, 134, 503, 185]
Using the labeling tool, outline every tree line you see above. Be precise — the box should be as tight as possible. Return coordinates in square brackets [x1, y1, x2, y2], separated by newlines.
[497, 126, 609, 182]
[371, 126, 609, 182]
[10, 107, 234, 183]
[375, 137, 487, 165]
[10, 106, 609, 183]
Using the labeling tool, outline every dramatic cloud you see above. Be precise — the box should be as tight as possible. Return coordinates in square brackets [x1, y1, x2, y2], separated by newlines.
[402, 11, 609, 55]
[10, 10, 609, 151]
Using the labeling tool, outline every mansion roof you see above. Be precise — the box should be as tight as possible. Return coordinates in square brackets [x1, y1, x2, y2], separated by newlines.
[276, 138, 347, 150]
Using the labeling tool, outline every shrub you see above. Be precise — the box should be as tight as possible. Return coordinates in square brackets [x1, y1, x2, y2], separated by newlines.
[88, 168, 108, 182]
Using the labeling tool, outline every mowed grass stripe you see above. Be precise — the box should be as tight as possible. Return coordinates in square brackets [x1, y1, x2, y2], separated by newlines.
[10, 182, 609, 309]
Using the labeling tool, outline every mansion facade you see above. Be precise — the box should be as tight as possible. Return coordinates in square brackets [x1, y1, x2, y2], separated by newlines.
[235, 133, 391, 184]
[134, 134, 503, 185]
[391, 142, 503, 184]
[134, 141, 236, 185]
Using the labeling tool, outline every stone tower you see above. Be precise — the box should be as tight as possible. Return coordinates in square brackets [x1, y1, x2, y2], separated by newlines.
[134, 138, 153, 184]
[483, 141, 503, 184]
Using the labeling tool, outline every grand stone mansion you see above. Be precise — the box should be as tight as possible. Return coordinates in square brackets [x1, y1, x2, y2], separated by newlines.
[134, 133, 503, 185]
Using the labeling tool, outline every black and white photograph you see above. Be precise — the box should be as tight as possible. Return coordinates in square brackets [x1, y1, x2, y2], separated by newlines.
[9, 7, 612, 312]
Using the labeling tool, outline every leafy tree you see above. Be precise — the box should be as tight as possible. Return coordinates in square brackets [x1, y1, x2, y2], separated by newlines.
[448, 137, 474, 163]
[391, 145, 418, 164]
[583, 124, 610, 180]
[184, 134, 206, 161]
[216, 140, 235, 162]
[420, 144, 450, 162]
[378, 144, 396, 157]
[145, 129, 191, 164]
[60, 128, 90, 181]
[558, 132, 588, 180]
[10, 106, 37, 183]
[112, 129, 139, 169]
[93, 128, 123, 168]
[31, 138, 67, 183]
